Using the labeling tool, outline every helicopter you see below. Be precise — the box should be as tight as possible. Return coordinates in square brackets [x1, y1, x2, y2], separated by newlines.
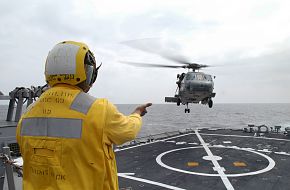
[167, 63, 215, 113]
[120, 39, 216, 113]
[120, 60, 216, 113]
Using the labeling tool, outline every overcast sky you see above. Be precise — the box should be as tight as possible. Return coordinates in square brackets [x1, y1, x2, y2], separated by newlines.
[1, 0, 290, 104]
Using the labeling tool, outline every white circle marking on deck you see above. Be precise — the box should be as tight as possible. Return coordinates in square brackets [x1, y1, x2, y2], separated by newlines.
[156, 146, 275, 177]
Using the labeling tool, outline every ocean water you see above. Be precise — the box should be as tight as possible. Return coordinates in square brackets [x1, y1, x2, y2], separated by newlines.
[117, 104, 290, 137]
[1, 104, 290, 137]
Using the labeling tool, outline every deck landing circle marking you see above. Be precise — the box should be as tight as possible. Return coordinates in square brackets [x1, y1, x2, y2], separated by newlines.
[202, 155, 222, 161]
[156, 146, 275, 177]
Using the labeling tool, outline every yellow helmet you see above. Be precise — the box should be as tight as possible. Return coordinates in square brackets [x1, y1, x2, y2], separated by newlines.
[45, 41, 100, 87]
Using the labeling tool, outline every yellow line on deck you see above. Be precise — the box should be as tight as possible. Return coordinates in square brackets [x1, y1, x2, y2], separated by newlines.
[233, 161, 247, 167]
[187, 162, 199, 167]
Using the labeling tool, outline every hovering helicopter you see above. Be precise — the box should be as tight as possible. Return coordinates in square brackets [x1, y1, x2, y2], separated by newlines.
[169, 63, 215, 113]
[120, 60, 216, 113]
[120, 39, 216, 113]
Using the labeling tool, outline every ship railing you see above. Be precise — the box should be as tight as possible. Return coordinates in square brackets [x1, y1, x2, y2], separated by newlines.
[117, 128, 196, 148]
[0, 85, 47, 190]
[0, 146, 22, 190]
[244, 124, 290, 137]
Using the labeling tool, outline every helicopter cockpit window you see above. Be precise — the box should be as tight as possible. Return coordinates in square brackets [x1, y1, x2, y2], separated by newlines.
[196, 74, 205, 80]
[205, 75, 213, 81]
[185, 73, 195, 80]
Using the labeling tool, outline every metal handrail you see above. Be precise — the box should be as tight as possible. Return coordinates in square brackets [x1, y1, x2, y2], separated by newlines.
[0, 147, 22, 190]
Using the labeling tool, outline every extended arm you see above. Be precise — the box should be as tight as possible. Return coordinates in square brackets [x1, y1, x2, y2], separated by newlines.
[104, 102, 152, 145]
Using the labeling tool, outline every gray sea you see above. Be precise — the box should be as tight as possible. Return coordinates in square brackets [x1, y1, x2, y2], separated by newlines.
[117, 104, 290, 137]
[1, 103, 290, 137]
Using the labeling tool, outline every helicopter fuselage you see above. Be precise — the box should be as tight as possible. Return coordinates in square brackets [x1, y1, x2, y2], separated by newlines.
[165, 71, 215, 111]
[179, 72, 215, 104]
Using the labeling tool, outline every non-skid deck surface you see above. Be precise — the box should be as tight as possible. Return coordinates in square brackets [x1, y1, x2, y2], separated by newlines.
[116, 129, 290, 190]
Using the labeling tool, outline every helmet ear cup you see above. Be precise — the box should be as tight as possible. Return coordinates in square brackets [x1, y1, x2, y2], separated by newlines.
[84, 51, 101, 86]
[85, 64, 94, 86]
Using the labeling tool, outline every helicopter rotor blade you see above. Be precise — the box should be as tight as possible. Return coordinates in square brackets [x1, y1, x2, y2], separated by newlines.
[121, 39, 217, 69]
[121, 39, 192, 65]
[119, 61, 185, 68]
[197, 64, 211, 68]
[159, 54, 193, 65]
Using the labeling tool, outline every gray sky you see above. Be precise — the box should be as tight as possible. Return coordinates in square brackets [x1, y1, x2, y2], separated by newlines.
[1, 0, 290, 104]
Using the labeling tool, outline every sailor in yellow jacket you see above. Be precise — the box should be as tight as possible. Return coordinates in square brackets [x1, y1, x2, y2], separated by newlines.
[16, 41, 152, 190]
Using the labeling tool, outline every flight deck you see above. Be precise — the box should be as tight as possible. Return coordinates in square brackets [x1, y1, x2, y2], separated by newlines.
[116, 128, 290, 190]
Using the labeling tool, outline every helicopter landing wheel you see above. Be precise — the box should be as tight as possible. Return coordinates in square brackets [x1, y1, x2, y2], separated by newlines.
[177, 98, 181, 106]
[185, 103, 190, 113]
[208, 99, 213, 108]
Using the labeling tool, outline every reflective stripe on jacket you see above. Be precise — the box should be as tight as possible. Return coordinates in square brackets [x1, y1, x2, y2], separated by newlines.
[16, 84, 142, 190]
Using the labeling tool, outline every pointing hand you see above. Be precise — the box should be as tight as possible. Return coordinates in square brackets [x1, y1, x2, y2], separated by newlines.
[133, 103, 152, 116]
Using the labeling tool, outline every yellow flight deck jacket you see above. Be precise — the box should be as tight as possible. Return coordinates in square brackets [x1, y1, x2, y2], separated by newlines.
[16, 84, 142, 190]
